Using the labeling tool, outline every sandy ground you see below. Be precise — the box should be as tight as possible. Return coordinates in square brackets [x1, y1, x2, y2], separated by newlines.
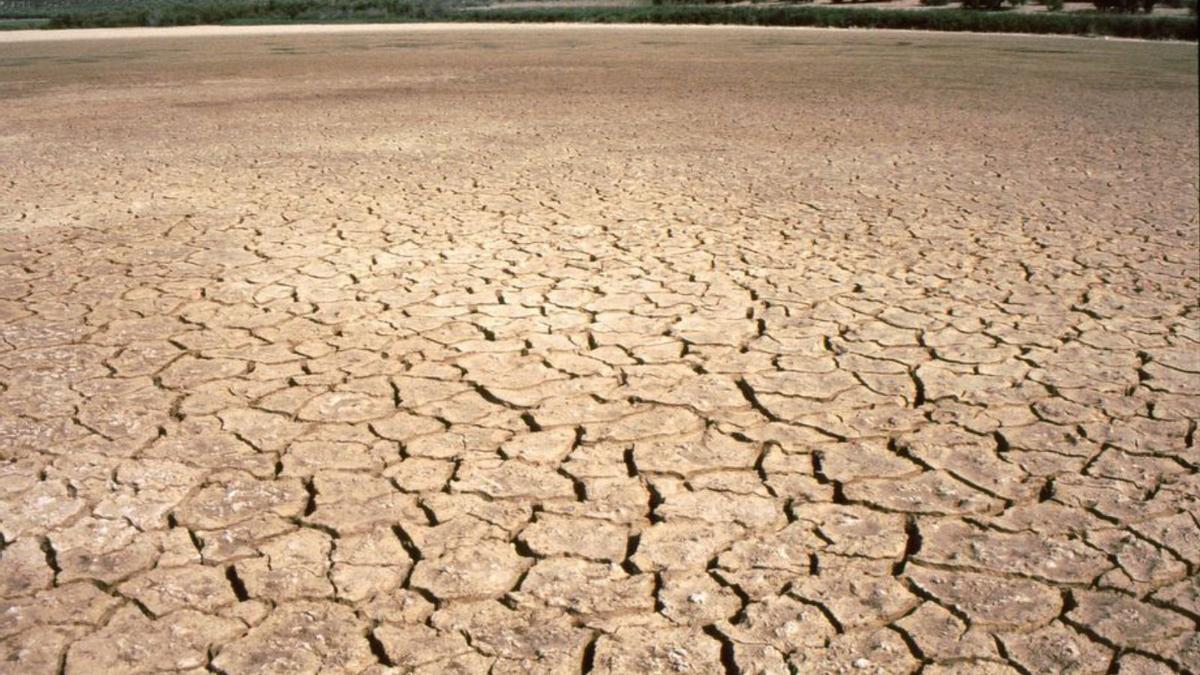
[0, 24, 1197, 675]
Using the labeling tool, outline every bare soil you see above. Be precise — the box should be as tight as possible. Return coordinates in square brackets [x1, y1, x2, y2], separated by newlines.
[0, 24, 1197, 674]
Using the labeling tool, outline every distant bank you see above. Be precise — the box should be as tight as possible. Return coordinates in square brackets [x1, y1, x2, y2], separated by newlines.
[1, 0, 1196, 40]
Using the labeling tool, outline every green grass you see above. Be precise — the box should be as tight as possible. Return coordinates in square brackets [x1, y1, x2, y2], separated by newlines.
[2, 0, 1194, 39]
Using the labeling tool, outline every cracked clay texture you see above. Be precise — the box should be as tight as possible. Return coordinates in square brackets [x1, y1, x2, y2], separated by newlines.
[0, 23, 1197, 675]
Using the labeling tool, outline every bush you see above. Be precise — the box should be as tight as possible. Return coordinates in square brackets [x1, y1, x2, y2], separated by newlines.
[1046, 0, 1063, 10]
[960, 0, 1030, 8]
[652, 0, 784, 4]
[45, 0, 456, 26]
[920, 0, 952, 5]
[1093, 0, 1156, 11]
[42, 1, 1199, 39]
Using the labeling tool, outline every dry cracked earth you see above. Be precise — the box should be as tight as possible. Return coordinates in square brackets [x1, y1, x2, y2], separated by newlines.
[0, 24, 1198, 675]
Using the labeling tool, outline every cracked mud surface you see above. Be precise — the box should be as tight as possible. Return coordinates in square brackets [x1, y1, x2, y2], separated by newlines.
[1, 24, 1198, 675]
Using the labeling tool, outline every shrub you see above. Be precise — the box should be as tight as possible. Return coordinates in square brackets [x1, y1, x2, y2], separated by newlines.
[1093, 0, 1156, 11]
[920, 0, 952, 5]
[42, 1, 1200, 39]
[1046, 0, 1063, 10]
[960, 0, 1031, 8]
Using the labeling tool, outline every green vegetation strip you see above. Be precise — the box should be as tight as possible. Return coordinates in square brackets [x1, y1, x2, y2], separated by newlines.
[14, 0, 1198, 39]
[37, 0, 451, 27]
[462, 4, 1197, 39]
[0, 17, 50, 28]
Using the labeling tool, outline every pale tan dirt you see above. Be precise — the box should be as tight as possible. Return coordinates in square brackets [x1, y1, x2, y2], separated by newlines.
[0, 25, 1198, 675]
